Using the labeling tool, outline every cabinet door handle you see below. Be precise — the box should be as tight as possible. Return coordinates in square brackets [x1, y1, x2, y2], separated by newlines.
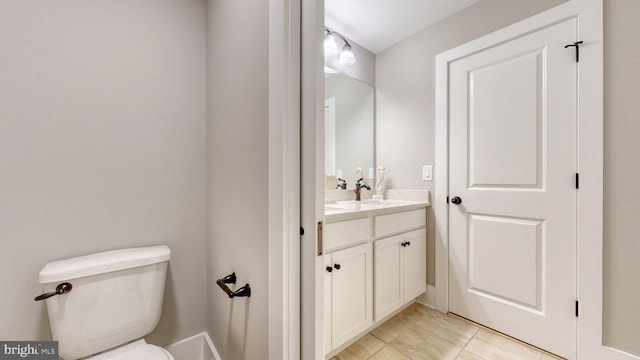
[334, 264, 341, 270]
[401, 242, 407, 247]
[406, 241, 411, 246]
[326, 266, 333, 273]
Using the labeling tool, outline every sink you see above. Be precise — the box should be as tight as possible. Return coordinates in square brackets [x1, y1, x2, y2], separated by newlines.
[324, 198, 429, 216]
[324, 200, 405, 213]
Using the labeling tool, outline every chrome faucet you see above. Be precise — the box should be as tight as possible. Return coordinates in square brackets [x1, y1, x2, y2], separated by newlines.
[354, 178, 370, 201]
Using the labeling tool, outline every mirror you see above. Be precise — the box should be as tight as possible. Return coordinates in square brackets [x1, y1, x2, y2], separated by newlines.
[324, 73, 374, 189]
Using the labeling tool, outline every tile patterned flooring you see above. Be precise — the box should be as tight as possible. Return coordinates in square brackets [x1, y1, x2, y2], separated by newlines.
[331, 303, 563, 360]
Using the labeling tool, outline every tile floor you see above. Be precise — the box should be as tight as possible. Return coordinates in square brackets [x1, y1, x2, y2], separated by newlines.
[331, 303, 563, 360]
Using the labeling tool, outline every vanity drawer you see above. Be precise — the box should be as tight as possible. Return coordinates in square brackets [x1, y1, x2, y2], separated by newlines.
[374, 208, 426, 238]
[324, 217, 371, 252]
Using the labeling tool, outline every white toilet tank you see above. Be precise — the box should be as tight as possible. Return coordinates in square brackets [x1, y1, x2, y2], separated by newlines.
[37, 245, 171, 360]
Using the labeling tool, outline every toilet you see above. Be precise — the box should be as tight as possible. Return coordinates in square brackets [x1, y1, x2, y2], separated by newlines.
[37, 245, 174, 360]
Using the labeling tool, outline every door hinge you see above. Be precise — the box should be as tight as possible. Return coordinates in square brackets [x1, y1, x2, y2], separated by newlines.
[576, 173, 579, 189]
[575, 300, 579, 317]
[317, 221, 323, 256]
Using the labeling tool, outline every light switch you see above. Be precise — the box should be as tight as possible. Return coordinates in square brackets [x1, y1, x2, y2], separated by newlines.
[369, 168, 374, 180]
[422, 165, 433, 181]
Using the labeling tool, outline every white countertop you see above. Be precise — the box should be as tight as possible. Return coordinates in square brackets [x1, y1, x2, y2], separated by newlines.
[325, 199, 430, 220]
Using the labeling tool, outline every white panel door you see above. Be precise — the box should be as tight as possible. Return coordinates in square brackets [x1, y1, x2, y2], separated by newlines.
[448, 18, 577, 359]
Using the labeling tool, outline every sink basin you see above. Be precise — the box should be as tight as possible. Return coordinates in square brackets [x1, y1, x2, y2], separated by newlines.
[324, 200, 406, 213]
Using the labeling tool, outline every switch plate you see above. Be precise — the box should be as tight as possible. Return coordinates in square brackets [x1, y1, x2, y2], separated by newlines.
[422, 165, 433, 181]
[369, 168, 374, 180]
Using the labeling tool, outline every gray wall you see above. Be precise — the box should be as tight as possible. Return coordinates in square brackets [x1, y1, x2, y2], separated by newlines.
[0, 0, 208, 346]
[375, 0, 568, 286]
[206, 0, 269, 359]
[603, 0, 640, 356]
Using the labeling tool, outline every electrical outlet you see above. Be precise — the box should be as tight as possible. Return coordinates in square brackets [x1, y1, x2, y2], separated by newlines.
[422, 165, 433, 181]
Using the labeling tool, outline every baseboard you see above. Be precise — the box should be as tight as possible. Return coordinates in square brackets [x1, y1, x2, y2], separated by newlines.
[165, 332, 221, 360]
[602, 346, 640, 360]
[415, 284, 436, 309]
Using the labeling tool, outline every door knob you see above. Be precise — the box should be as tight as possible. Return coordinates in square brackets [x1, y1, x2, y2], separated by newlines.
[451, 196, 462, 205]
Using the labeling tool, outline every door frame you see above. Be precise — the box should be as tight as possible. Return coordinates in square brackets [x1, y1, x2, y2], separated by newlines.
[300, 0, 326, 358]
[268, 0, 302, 358]
[434, 0, 604, 359]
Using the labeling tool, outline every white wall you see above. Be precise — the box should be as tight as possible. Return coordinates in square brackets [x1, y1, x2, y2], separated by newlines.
[0, 0, 208, 346]
[603, 0, 640, 356]
[375, 0, 568, 285]
[206, 0, 269, 358]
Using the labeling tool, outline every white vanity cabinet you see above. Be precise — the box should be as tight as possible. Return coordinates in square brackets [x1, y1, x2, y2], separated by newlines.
[323, 202, 428, 357]
[374, 209, 427, 320]
[323, 218, 373, 354]
[374, 228, 426, 320]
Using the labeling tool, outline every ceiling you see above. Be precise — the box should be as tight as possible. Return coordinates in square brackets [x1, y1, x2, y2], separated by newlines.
[325, 0, 480, 54]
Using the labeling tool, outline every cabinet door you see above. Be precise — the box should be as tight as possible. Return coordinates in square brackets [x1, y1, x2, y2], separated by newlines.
[331, 243, 373, 349]
[403, 228, 427, 300]
[324, 254, 333, 355]
[374, 234, 403, 321]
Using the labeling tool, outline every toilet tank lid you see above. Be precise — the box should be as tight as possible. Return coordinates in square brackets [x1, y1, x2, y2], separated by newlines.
[38, 245, 171, 283]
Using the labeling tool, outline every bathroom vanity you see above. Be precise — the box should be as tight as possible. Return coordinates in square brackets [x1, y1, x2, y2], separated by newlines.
[323, 200, 429, 356]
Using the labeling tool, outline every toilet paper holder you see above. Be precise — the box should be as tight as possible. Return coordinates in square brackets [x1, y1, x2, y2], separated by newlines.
[216, 272, 251, 298]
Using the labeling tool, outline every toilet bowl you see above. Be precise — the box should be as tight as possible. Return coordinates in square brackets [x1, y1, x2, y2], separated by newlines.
[37, 245, 173, 360]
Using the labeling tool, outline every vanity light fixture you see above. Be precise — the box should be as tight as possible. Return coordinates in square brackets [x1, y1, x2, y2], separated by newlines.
[324, 28, 357, 70]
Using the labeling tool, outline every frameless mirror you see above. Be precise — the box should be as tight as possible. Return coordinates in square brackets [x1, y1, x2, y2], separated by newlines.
[324, 74, 374, 190]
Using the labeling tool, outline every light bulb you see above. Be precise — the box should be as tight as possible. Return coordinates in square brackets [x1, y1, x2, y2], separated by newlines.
[324, 33, 338, 57]
[339, 44, 356, 67]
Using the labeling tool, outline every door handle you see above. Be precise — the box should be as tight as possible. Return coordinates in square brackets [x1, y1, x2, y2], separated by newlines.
[334, 264, 341, 270]
[326, 266, 333, 273]
[451, 196, 462, 205]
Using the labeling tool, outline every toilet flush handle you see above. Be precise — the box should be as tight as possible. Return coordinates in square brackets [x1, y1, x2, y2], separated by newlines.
[34, 282, 72, 301]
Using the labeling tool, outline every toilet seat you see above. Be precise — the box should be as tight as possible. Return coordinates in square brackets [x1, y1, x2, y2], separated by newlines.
[86, 339, 174, 360]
